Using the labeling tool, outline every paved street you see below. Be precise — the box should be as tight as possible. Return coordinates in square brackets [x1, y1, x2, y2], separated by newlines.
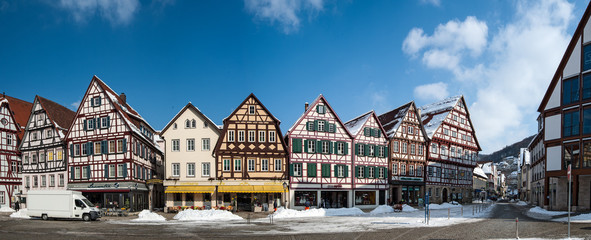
[1, 203, 591, 239]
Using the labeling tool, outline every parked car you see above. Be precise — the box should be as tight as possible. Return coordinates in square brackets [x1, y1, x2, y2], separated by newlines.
[27, 190, 101, 221]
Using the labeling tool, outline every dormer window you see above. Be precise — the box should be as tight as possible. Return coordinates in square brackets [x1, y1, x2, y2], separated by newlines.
[249, 106, 256, 115]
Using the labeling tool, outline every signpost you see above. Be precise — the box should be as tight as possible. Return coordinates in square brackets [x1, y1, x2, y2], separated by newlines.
[425, 194, 430, 225]
[568, 164, 571, 239]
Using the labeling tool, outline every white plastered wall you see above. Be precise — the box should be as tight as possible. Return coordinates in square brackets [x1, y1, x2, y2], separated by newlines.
[544, 115, 561, 141]
[547, 146, 562, 171]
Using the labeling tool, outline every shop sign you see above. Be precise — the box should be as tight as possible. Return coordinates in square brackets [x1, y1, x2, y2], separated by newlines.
[327, 184, 342, 188]
[89, 182, 119, 188]
[400, 177, 423, 182]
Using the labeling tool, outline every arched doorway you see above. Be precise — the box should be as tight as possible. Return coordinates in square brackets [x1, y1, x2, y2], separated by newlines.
[442, 188, 448, 202]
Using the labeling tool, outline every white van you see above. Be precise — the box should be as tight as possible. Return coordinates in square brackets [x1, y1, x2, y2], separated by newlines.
[27, 190, 101, 221]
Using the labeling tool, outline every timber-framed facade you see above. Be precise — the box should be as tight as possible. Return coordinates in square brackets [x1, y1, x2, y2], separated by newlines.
[378, 101, 428, 205]
[213, 93, 287, 212]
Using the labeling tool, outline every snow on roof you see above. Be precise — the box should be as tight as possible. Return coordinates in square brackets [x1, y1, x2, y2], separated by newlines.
[473, 166, 487, 179]
[344, 111, 372, 136]
[481, 162, 493, 174]
[378, 102, 412, 138]
[419, 96, 462, 138]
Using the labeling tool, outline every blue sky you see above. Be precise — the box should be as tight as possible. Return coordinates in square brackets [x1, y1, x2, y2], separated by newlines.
[0, 0, 588, 153]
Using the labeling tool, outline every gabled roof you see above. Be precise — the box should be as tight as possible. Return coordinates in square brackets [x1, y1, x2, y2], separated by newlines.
[222, 93, 281, 124]
[473, 166, 487, 179]
[285, 94, 353, 139]
[377, 101, 412, 139]
[160, 102, 220, 134]
[0, 93, 33, 139]
[420, 95, 482, 151]
[345, 110, 389, 138]
[538, 1, 591, 112]
[37, 96, 76, 131]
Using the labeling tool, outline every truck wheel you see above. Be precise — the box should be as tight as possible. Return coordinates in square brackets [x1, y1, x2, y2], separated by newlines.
[42, 214, 48, 221]
[82, 214, 91, 222]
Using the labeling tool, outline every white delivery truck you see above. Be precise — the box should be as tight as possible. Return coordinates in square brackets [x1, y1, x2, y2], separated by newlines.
[27, 190, 101, 221]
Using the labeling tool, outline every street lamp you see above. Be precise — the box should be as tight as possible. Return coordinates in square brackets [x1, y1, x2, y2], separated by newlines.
[282, 182, 288, 209]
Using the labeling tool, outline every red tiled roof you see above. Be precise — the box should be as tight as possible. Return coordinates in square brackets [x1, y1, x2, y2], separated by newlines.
[37, 96, 76, 130]
[0, 94, 33, 139]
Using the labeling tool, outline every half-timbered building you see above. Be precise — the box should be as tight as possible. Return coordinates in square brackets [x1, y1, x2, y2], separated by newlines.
[161, 103, 220, 211]
[0, 94, 32, 209]
[378, 101, 428, 205]
[19, 96, 75, 198]
[65, 76, 164, 211]
[285, 95, 354, 209]
[536, 0, 591, 211]
[345, 111, 389, 209]
[213, 94, 287, 211]
[420, 96, 481, 204]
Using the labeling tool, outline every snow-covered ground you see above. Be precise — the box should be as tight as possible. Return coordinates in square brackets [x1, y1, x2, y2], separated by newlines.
[0, 206, 15, 213]
[270, 207, 364, 219]
[526, 206, 568, 220]
[131, 210, 165, 222]
[10, 209, 30, 219]
[173, 209, 243, 221]
[516, 201, 528, 206]
[428, 202, 463, 209]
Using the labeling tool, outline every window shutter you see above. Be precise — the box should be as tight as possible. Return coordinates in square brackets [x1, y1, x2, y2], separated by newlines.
[86, 166, 91, 179]
[292, 138, 301, 153]
[377, 129, 381, 138]
[329, 123, 335, 133]
[364, 144, 369, 156]
[385, 146, 389, 158]
[106, 116, 111, 128]
[374, 145, 379, 157]
[90, 98, 94, 107]
[334, 165, 338, 178]
[364, 128, 369, 136]
[289, 163, 294, 177]
[316, 140, 322, 153]
[355, 166, 359, 178]
[307, 163, 315, 177]
[94, 118, 98, 129]
[70, 144, 74, 157]
[364, 166, 369, 179]
[307, 121, 313, 131]
[70, 166, 75, 180]
[316, 105, 320, 113]
[123, 164, 128, 178]
[323, 120, 329, 132]
[101, 140, 107, 154]
[97, 96, 101, 106]
[304, 139, 308, 153]
[104, 164, 109, 178]
[122, 138, 127, 152]
[89, 142, 94, 155]
[374, 166, 379, 178]
[83, 120, 87, 131]
[328, 141, 333, 154]
[355, 144, 359, 156]
[314, 120, 319, 131]
[321, 164, 328, 177]
[345, 165, 349, 177]
[344, 142, 349, 155]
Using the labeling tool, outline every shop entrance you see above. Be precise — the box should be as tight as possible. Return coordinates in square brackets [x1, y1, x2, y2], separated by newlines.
[236, 193, 252, 211]
[442, 188, 448, 202]
[321, 191, 348, 208]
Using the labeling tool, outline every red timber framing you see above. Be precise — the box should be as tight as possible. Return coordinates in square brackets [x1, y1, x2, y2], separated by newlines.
[0, 94, 33, 208]
[536, 1, 591, 211]
[65, 76, 163, 211]
[345, 110, 389, 207]
[19, 96, 76, 194]
[213, 93, 288, 211]
[285, 95, 354, 209]
[378, 101, 428, 205]
[420, 96, 481, 204]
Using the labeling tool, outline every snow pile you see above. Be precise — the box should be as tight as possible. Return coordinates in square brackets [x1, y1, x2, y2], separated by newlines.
[270, 207, 364, 219]
[554, 213, 591, 223]
[428, 202, 462, 210]
[370, 205, 393, 214]
[0, 206, 15, 212]
[516, 201, 528, 206]
[402, 204, 418, 212]
[131, 210, 165, 222]
[528, 206, 567, 216]
[10, 209, 30, 219]
[173, 209, 242, 221]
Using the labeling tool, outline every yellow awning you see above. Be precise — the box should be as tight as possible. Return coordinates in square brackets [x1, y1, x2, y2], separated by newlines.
[218, 185, 284, 193]
[165, 186, 215, 193]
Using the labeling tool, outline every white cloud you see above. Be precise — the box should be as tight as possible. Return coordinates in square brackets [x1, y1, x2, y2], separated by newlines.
[403, 0, 574, 153]
[244, 0, 324, 34]
[414, 82, 449, 102]
[70, 101, 80, 110]
[420, 0, 441, 7]
[57, 0, 140, 26]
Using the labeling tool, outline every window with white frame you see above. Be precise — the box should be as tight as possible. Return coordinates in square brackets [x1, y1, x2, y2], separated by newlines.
[317, 105, 326, 114]
[408, 127, 414, 134]
[234, 159, 241, 171]
[185, 119, 191, 128]
[75, 166, 81, 179]
[409, 165, 415, 176]
[358, 144, 364, 156]
[392, 141, 399, 152]
[11, 162, 17, 173]
[117, 164, 124, 177]
[202, 163, 210, 176]
[82, 166, 88, 179]
[25, 176, 30, 188]
[203, 121, 208, 128]
[400, 164, 406, 175]
[109, 140, 116, 153]
[248, 130, 255, 142]
[24, 155, 29, 164]
[392, 163, 398, 175]
[269, 131, 276, 142]
[94, 142, 101, 155]
[417, 166, 423, 176]
[50, 175, 55, 187]
[228, 130, 235, 142]
[248, 159, 255, 171]
[259, 131, 265, 142]
[58, 174, 64, 186]
[450, 147, 456, 157]
[238, 130, 245, 142]
[41, 175, 47, 187]
[293, 163, 302, 176]
[337, 165, 345, 177]
[358, 166, 364, 178]
[172, 163, 180, 176]
[101, 117, 109, 128]
[378, 146, 385, 157]
[32, 154, 37, 164]
[173, 123, 177, 129]
[249, 105, 256, 114]
[187, 163, 195, 177]
[202, 138, 210, 151]
[32, 132, 37, 141]
[441, 146, 447, 156]
[187, 139, 195, 151]
[402, 142, 408, 154]
[308, 140, 316, 153]
[223, 159, 231, 171]
[261, 159, 269, 171]
[410, 144, 416, 155]
[191, 119, 196, 128]
[322, 141, 329, 154]
[93, 97, 101, 106]
[418, 145, 424, 155]
[0, 191, 4, 204]
[369, 145, 375, 156]
[33, 176, 38, 187]
[431, 143, 438, 153]
[87, 119, 95, 130]
[379, 168, 385, 178]
[46, 129, 52, 138]
[172, 139, 180, 151]
[337, 142, 344, 155]
[117, 139, 124, 152]
[275, 159, 282, 171]
[318, 121, 325, 132]
[369, 167, 375, 178]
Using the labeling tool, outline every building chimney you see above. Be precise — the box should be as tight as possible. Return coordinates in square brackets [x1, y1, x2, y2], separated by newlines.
[305, 102, 309, 112]
[417, 108, 421, 117]
[120, 93, 126, 104]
